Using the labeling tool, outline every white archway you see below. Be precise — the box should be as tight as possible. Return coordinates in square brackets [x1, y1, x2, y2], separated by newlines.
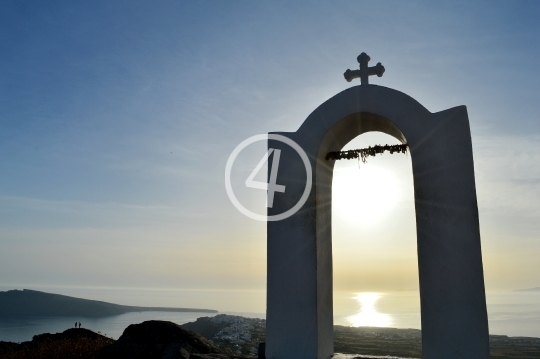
[266, 85, 489, 359]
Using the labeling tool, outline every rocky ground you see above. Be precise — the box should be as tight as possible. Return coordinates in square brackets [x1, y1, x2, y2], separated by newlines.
[183, 315, 265, 356]
[0, 321, 253, 359]
[334, 325, 422, 358]
[2, 315, 540, 358]
[183, 315, 540, 358]
[98, 320, 252, 359]
[0, 328, 114, 359]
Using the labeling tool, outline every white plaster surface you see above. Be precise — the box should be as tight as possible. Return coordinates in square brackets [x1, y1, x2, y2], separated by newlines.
[266, 85, 489, 359]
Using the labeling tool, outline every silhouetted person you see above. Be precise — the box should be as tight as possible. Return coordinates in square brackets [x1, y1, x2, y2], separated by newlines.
[78, 322, 81, 328]
[74, 322, 77, 328]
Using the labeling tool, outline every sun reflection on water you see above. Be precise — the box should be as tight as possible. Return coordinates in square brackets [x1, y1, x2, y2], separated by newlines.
[347, 292, 393, 327]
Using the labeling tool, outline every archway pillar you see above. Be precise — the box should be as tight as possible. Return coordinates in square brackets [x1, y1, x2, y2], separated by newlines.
[266, 85, 489, 359]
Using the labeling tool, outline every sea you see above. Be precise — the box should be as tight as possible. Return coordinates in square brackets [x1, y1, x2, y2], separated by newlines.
[0, 287, 539, 343]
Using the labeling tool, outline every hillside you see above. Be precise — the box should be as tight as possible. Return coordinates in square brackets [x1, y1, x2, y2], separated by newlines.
[0, 289, 217, 318]
[0, 321, 252, 359]
[0, 328, 114, 359]
[1, 315, 540, 358]
[182, 315, 540, 359]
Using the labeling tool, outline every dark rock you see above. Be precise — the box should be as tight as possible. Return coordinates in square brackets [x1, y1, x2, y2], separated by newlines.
[0, 328, 114, 358]
[0, 341, 19, 355]
[98, 320, 228, 359]
[181, 317, 229, 339]
[32, 327, 106, 343]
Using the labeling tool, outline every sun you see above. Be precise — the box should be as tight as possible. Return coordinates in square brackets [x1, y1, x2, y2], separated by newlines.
[332, 165, 400, 226]
[347, 292, 393, 327]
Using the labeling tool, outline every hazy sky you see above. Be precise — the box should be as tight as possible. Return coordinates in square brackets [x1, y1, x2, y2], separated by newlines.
[1, 1, 539, 312]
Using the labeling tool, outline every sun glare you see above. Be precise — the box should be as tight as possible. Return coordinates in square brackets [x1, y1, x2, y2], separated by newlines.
[347, 292, 393, 327]
[333, 165, 400, 226]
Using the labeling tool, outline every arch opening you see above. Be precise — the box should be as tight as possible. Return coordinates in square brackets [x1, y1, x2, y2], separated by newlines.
[331, 131, 421, 354]
[315, 113, 412, 356]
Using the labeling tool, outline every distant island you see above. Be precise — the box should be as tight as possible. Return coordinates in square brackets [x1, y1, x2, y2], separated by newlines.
[513, 287, 540, 292]
[0, 289, 217, 318]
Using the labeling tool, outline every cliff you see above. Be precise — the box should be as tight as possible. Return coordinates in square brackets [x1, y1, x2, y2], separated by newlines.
[0, 289, 217, 318]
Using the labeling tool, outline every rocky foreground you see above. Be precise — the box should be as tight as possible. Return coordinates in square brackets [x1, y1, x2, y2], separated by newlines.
[0, 327, 114, 359]
[2, 315, 540, 358]
[0, 320, 252, 359]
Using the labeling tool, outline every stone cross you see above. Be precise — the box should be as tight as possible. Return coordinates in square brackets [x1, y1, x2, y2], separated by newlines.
[344, 52, 385, 85]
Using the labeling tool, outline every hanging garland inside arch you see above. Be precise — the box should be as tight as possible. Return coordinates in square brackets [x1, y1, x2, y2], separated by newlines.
[326, 143, 409, 163]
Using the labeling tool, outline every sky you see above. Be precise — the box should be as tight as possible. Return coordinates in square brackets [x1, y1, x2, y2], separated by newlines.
[0, 1, 539, 313]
